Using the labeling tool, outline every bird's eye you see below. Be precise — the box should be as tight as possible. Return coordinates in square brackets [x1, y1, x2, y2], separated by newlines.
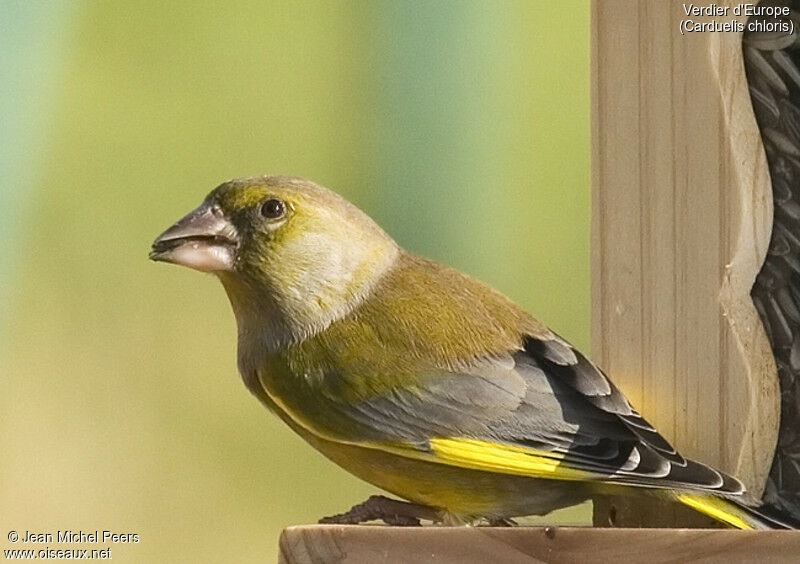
[260, 198, 287, 220]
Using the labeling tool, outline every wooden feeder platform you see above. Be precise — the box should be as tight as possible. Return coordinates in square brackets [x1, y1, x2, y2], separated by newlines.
[278, 526, 800, 563]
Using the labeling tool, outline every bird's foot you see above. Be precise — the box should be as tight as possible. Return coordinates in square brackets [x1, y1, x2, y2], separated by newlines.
[319, 495, 441, 526]
[486, 517, 518, 527]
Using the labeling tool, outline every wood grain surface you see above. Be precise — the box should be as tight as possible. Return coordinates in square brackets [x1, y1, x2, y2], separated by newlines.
[591, 1, 779, 526]
[279, 526, 800, 564]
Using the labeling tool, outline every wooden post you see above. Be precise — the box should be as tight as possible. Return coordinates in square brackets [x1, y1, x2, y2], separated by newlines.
[591, 1, 780, 526]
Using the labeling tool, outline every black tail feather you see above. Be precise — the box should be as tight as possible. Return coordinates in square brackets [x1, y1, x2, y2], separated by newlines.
[750, 501, 800, 530]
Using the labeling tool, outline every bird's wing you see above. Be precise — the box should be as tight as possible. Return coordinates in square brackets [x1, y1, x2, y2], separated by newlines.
[260, 334, 743, 494]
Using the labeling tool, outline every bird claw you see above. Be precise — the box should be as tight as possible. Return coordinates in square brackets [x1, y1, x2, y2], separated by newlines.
[486, 517, 518, 527]
[319, 495, 440, 526]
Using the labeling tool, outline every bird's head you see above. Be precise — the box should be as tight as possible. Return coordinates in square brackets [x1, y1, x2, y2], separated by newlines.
[150, 175, 399, 347]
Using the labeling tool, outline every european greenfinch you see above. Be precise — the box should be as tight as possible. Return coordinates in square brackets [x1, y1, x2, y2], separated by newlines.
[150, 175, 795, 529]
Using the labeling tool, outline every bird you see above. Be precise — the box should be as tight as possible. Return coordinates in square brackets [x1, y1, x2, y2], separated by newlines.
[150, 175, 797, 529]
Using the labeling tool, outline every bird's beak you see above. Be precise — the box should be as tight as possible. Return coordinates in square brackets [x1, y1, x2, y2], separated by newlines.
[150, 203, 238, 272]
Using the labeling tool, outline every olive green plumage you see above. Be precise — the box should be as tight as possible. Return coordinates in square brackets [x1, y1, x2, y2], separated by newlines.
[150, 175, 795, 529]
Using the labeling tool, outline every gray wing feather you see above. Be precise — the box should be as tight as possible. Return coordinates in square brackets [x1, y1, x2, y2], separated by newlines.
[308, 335, 743, 494]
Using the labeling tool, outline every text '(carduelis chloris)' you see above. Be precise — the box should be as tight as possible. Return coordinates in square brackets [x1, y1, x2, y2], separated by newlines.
[150, 176, 796, 529]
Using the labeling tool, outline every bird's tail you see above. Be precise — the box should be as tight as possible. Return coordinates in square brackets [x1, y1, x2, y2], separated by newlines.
[676, 493, 800, 530]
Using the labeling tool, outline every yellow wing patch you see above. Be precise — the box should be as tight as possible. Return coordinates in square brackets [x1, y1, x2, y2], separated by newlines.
[676, 494, 753, 530]
[426, 438, 595, 482]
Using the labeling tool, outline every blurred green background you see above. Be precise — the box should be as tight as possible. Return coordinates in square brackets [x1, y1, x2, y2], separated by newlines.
[1, 1, 589, 561]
